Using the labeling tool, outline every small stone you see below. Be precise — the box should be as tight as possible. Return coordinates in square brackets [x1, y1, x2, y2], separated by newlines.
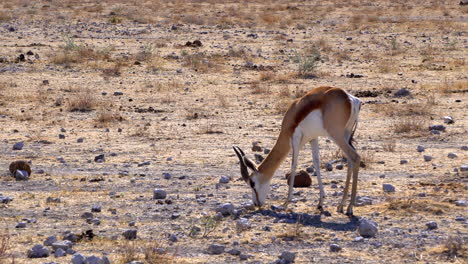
[394, 88, 411, 97]
[15, 170, 29, 181]
[91, 205, 101, 212]
[306, 166, 314, 173]
[216, 203, 235, 216]
[325, 162, 333, 171]
[44, 235, 57, 246]
[71, 253, 86, 264]
[358, 218, 378, 238]
[279, 251, 296, 263]
[54, 248, 66, 257]
[455, 216, 465, 222]
[443, 116, 454, 124]
[27, 244, 49, 258]
[219, 176, 230, 184]
[138, 161, 150, 167]
[228, 249, 241, 255]
[239, 254, 249, 260]
[169, 234, 178, 242]
[354, 236, 364, 242]
[153, 189, 167, 199]
[207, 244, 225, 255]
[330, 244, 342, 252]
[86, 255, 103, 264]
[429, 125, 446, 132]
[426, 221, 438, 230]
[264, 148, 271, 154]
[336, 164, 344, 170]
[236, 218, 252, 232]
[91, 218, 101, 225]
[461, 146, 468, 151]
[51, 240, 73, 251]
[123, 229, 137, 240]
[417, 145, 425, 152]
[447, 153, 457, 159]
[81, 212, 93, 219]
[400, 160, 408, 165]
[13, 142, 24, 150]
[113, 91, 123, 96]
[58, 134, 65, 139]
[455, 200, 466, 207]
[63, 232, 78, 243]
[254, 154, 264, 164]
[162, 172, 171, 179]
[379, 175, 385, 179]
[94, 154, 105, 163]
[418, 193, 427, 197]
[460, 165, 468, 172]
[383, 184, 395, 193]
[77, 138, 84, 143]
[423, 155, 432, 162]
[16, 221, 27, 228]
[252, 142, 262, 152]
[431, 130, 440, 135]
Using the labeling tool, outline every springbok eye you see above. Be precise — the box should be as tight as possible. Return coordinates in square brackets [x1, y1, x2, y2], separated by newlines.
[249, 179, 255, 188]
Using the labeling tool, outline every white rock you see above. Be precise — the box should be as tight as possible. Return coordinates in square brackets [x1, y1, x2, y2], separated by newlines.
[358, 218, 378, 238]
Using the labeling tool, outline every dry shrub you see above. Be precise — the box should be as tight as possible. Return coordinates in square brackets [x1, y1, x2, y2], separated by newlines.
[386, 197, 444, 215]
[377, 59, 398, 73]
[249, 82, 269, 94]
[378, 102, 432, 117]
[259, 71, 275, 82]
[393, 118, 426, 135]
[144, 241, 174, 263]
[435, 80, 468, 94]
[0, 232, 11, 262]
[95, 110, 124, 123]
[227, 47, 247, 58]
[382, 140, 396, 152]
[359, 149, 375, 169]
[182, 52, 221, 73]
[440, 236, 466, 259]
[67, 88, 96, 112]
[260, 11, 280, 25]
[118, 241, 138, 264]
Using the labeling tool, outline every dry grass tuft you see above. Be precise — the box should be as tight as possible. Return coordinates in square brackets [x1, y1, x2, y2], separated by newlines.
[382, 140, 396, 152]
[249, 82, 270, 94]
[95, 110, 124, 123]
[386, 197, 445, 215]
[67, 88, 97, 112]
[392, 117, 427, 136]
[0, 232, 11, 262]
[0, 11, 11, 22]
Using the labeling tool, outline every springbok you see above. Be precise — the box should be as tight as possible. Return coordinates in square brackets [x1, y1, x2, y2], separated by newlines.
[233, 86, 362, 216]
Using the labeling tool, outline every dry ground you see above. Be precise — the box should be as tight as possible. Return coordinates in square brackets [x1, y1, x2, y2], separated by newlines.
[0, 0, 467, 263]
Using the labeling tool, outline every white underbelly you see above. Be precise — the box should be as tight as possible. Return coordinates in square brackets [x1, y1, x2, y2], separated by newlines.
[295, 110, 328, 144]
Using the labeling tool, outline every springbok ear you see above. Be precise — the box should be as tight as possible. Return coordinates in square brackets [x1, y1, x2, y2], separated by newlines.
[243, 156, 258, 172]
[233, 146, 250, 182]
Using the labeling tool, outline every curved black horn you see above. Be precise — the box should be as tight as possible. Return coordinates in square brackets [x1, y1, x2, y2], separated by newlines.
[233, 146, 249, 182]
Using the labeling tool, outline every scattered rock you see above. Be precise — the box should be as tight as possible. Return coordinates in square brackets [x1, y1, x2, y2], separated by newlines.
[15, 170, 29, 181]
[252, 142, 262, 152]
[44, 235, 57, 246]
[254, 154, 264, 164]
[216, 203, 235, 216]
[417, 145, 425, 152]
[278, 251, 296, 264]
[219, 176, 230, 184]
[400, 159, 408, 165]
[236, 218, 252, 232]
[228, 248, 241, 255]
[330, 244, 342, 252]
[169, 234, 178, 242]
[429, 125, 446, 132]
[94, 154, 105, 163]
[63, 231, 78, 243]
[71, 253, 86, 264]
[382, 184, 395, 193]
[285, 170, 311, 188]
[358, 218, 378, 238]
[423, 155, 432, 162]
[86, 255, 104, 264]
[54, 248, 66, 257]
[426, 221, 438, 230]
[13, 142, 24, 150]
[113, 91, 123, 96]
[153, 189, 167, 200]
[123, 229, 137, 240]
[91, 205, 102, 212]
[336, 164, 344, 170]
[394, 88, 411, 97]
[207, 244, 225, 255]
[138, 161, 150, 167]
[325, 162, 333, 171]
[443, 116, 454, 124]
[455, 200, 467, 207]
[306, 166, 314, 173]
[356, 196, 373, 206]
[51, 240, 73, 251]
[460, 165, 468, 172]
[27, 244, 49, 258]
[447, 153, 457, 159]
[162, 172, 171, 179]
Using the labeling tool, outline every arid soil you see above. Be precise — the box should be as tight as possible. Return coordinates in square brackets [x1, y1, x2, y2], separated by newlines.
[0, 1, 467, 263]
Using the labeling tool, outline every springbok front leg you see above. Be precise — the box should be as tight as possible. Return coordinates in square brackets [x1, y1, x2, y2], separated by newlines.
[311, 138, 325, 212]
[283, 132, 301, 209]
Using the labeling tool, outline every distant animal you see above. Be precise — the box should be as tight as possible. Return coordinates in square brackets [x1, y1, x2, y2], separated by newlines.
[9, 160, 32, 176]
[233, 86, 362, 216]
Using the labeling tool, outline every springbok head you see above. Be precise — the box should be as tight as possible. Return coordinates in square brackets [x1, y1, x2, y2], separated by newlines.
[233, 146, 270, 207]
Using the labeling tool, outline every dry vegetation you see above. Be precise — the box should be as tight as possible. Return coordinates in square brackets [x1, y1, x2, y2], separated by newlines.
[0, 0, 466, 263]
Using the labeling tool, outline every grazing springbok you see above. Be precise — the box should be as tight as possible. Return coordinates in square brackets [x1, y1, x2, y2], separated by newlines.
[233, 86, 362, 216]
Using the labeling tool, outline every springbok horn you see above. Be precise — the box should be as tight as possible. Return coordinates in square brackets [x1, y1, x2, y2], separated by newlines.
[233, 146, 249, 182]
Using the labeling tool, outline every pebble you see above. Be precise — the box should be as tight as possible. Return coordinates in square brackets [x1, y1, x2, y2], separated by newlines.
[51, 240, 73, 251]
[400, 160, 408, 165]
[153, 189, 167, 199]
[219, 176, 230, 184]
[27, 244, 49, 258]
[306, 166, 314, 173]
[123, 229, 137, 240]
[63, 231, 78, 242]
[113, 91, 123, 96]
[336, 164, 344, 170]
[279, 251, 296, 264]
[394, 88, 411, 97]
[443, 116, 454, 124]
[447, 153, 457, 159]
[426, 221, 438, 230]
[13, 142, 24, 150]
[228, 248, 241, 255]
[169, 234, 178, 242]
[417, 145, 425, 152]
[0, 195, 14, 204]
[207, 244, 225, 255]
[423, 155, 432, 162]
[455, 200, 466, 207]
[455, 216, 465, 222]
[94, 154, 105, 163]
[15, 170, 29, 181]
[358, 218, 378, 238]
[16, 221, 27, 228]
[44, 235, 57, 246]
[382, 184, 395, 193]
[162, 172, 172, 179]
[461, 146, 468, 151]
[91, 205, 101, 212]
[54, 248, 66, 257]
[460, 165, 468, 172]
[58, 134, 65, 139]
[71, 253, 86, 264]
[429, 125, 446, 131]
[216, 203, 235, 216]
[330, 244, 342, 252]
[236, 218, 252, 232]
[77, 138, 84, 143]
[325, 162, 333, 171]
